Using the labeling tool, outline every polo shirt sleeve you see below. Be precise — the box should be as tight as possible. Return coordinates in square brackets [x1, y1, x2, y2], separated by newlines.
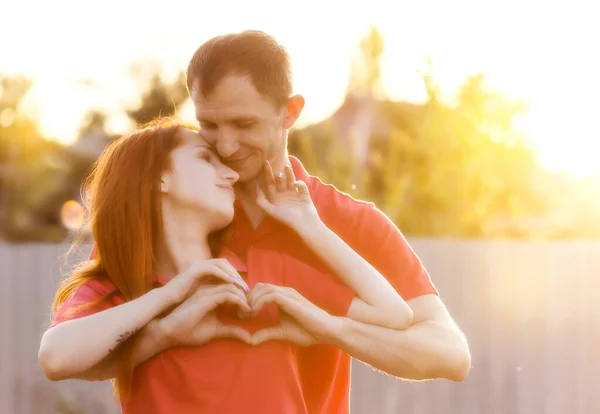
[359, 205, 438, 300]
[50, 279, 119, 328]
[283, 257, 355, 317]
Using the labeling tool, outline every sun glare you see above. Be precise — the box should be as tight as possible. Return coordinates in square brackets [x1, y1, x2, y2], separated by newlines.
[3, 1, 598, 177]
[514, 96, 600, 177]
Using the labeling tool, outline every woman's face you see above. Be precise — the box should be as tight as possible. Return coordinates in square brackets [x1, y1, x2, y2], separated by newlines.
[161, 128, 239, 230]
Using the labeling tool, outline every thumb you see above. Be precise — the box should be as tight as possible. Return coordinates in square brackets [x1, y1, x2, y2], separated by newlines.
[215, 325, 252, 344]
[251, 327, 284, 345]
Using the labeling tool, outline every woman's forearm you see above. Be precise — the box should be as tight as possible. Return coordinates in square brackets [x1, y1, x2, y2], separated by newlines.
[299, 221, 413, 329]
[39, 287, 170, 381]
[70, 320, 170, 381]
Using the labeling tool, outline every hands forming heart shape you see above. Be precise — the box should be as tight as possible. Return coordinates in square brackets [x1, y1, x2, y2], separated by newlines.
[156, 282, 338, 349]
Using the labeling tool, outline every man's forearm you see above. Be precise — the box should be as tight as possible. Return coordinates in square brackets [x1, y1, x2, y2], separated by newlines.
[75, 322, 170, 381]
[325, 317, 470, 382]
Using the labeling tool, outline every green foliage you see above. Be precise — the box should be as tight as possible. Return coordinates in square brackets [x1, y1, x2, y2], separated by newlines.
[289, 70, 560, 238]
[0, 75, 72, 241]
[126, 68, 188, 127]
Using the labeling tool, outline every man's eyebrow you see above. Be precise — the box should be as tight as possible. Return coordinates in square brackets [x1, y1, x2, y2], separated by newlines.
[232, 116, 259, 123]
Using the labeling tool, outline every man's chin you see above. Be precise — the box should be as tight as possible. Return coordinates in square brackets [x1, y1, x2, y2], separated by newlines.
[234, 165, 264, 185]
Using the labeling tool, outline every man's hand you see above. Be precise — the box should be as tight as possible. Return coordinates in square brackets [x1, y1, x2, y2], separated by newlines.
[247, 283, 340, 347]
[256, 161, 320, 232]
[156, 284, 252, 347]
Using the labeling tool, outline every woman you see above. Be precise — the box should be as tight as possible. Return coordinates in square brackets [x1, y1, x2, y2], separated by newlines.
[38, 117, 413, 413]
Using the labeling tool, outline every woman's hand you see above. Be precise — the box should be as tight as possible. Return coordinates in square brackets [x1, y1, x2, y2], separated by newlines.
[162, 259, 249, 307]
[248, 283, 340, 347]
[156, 283, 253, 347]
[256, 161, 320, 233]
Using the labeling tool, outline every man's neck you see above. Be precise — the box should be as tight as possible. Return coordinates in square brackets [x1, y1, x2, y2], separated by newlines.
[235, 151, 290, 229]
[157, 205, 213, 279]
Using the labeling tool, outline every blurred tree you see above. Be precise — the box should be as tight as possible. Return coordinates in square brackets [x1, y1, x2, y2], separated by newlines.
[126, 66, 188, 126]
[344, 25, 385, 191]
[348, 25, 385, 98]
[377, 71, 547, 237]
[1, 63, 192, 242]
[78, 110, 108, 138]
[0, 75, 89, 242]
[290, 57, 556, 238]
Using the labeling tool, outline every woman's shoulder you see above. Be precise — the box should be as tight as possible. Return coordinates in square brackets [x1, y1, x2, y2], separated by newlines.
[80, 276, 119, 296]
[50, 276, 121, 328]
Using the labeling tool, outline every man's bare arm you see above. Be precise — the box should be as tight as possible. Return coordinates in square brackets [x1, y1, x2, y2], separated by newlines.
[326, 294, 471, 381]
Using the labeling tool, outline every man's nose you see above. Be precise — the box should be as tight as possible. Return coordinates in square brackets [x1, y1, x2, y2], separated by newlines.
[216, 129, 239, 159]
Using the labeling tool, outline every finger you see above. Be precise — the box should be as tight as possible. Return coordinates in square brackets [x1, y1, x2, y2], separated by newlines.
[162, 284, 248, 327]
[247, 283, 295, 305]
[192, 282, 244, 299]
[206, 290, 252, 313]
[249, 285, 298, 314]
[274, 171, 286, 192]
[251, 326, 284, 345]
[202, 263, 247, 293]
[250, 291, 277, 314]
[246, 282, 274, 309]
[284, 165, 296, 190]
[237, 307, 253, 320]
[294, 180, 310, 197]
[263, 161, 278, 201]
[261, 290, 310, 322]
[196, 284, 251, 313]
[215, 325, 252, 344]
[256, 187, 275, 215]
[191, 264, 234, 287]
[214, 259, 249, 292]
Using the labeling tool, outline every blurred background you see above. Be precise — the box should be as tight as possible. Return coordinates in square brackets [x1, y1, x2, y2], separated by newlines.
[0, 0, 598, 413]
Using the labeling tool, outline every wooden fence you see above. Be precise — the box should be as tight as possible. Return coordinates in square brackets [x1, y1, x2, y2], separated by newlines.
[1, 239, 598, 413]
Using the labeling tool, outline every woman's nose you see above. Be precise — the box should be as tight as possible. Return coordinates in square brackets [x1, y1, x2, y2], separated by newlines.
[222, 165, 239, 184]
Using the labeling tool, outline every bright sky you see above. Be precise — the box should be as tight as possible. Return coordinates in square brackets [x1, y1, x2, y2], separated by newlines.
[1, 0, 599, 176]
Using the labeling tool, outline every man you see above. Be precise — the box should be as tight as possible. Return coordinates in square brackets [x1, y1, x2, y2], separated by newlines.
[183, 30, 470, 412]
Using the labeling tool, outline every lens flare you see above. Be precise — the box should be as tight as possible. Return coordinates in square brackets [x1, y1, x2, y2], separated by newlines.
[60, 200, 85, 231]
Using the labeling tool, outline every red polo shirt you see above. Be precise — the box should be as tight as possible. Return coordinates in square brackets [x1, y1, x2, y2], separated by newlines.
[221, 156, 438, 414]
[50, 245, 356, 413]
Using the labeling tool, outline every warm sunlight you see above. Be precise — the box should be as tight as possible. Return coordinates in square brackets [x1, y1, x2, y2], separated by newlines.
[517, 106, 600, 177]
[2, 0, 598, 176]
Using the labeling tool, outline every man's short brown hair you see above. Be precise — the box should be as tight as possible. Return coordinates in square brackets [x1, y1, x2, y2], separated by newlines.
[186, 30, 293, 107]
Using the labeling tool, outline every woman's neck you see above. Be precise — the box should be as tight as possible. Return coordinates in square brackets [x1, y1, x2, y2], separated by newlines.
[157, 205, 213, 280]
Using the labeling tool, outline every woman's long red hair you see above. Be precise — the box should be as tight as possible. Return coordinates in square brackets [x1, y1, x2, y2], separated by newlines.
[51, 117, 197, 399]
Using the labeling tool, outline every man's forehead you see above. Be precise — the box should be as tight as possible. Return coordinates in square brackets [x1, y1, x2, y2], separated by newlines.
[195, 108, 261, 123]
[191, 82, 277, 122]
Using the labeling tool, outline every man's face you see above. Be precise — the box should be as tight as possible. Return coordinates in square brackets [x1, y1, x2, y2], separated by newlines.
[191, 75, 288, 183]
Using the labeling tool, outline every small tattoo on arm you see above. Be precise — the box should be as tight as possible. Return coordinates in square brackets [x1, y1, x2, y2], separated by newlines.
[108, 327, 139, 353]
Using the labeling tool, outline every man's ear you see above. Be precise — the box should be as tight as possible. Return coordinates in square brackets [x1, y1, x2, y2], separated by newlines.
[283, 95, 305, 129]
